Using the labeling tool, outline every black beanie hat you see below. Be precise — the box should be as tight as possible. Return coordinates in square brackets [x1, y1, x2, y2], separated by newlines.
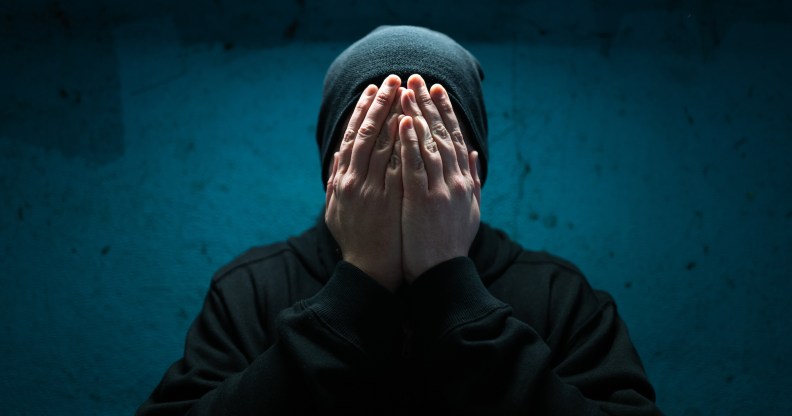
[316, 25, 488, 189]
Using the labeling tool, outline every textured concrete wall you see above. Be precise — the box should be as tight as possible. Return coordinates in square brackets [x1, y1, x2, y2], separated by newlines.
[1, 1, 790, 414]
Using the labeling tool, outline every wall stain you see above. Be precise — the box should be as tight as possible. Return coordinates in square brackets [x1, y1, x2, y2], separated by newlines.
[3, 34, 124, 166]
[100, 245, 110, 256]
[733, 137, 747, 150]
[594, 31, 615, 57]
[724, 276, 736, 289]
[51, 2, 72, 31]
[283, 19, 299, 39]
[686, 261, 696, 270]
[542, 214, 558, 229]
[201, 242, 212, 264]
[684, 107, 695, 125]
[178, 307, 189, 320]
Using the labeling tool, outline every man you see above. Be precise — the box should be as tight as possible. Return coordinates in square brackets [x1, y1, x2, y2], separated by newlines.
[137, 26, 662, 415]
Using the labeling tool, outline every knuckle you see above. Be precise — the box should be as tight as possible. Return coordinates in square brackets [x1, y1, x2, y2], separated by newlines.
[424, 139, 438, 153]
[450, 129, 465, 144]
[339, 175, 358, 194]
[343, 128, 356, 142]
[358, 121, 378, 139]
[374, 92, 391, 106]
[449, 177, 469, 194]
[418, 92, 434, 107]
[355, 100, 369, 112]
[431, 122, 450, 141]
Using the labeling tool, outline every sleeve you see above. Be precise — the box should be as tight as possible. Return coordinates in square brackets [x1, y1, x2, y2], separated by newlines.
[136, 261, 403, 415]
[405, 257, 662, 415]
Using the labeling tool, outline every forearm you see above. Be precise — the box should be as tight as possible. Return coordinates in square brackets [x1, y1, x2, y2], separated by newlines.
[406, 257, 660, 415]
[137, 262, 403, 415]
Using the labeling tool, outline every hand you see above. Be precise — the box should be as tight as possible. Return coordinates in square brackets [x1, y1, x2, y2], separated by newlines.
[398, 74, 482, 282]
[325, 75, 405, 292]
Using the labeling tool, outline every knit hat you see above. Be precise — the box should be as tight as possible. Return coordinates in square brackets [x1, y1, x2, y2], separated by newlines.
[316, 25, 488, 188]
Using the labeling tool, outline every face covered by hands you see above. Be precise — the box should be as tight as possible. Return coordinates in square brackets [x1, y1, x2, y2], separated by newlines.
[325, 74, 482, 291]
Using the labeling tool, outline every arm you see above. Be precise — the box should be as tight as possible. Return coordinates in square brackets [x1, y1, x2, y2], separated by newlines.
[136, 262, 403, 415]
[398, 75, 661, 414]
[406, 257, 661, 415]
[138, 76, 407, 415]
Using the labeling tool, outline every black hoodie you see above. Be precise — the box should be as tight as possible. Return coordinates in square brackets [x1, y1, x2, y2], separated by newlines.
[137, 219, 661, 415]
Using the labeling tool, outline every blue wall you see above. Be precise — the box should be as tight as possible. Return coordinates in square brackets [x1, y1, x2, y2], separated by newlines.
[1, 1, 790, 414]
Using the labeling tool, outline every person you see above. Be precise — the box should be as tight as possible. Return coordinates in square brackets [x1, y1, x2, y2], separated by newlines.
[137, 25, 662, 415]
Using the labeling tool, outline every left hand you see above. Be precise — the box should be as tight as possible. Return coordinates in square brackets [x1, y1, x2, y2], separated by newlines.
[325, 75, 405, 291]
[398, 74, 482, 281]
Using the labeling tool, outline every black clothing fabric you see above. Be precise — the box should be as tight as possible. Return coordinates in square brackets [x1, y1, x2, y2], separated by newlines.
[137, 219, 661, 415]
[316, 25, 489, 188]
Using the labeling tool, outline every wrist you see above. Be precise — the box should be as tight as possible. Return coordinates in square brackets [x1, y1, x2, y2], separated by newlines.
[405, 252, 465, 283]
[343, 255, 403, 292]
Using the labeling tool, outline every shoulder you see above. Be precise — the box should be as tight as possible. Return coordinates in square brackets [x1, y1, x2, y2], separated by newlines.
[204, 239, 326, 333]
[489, 249, 611, 340]
[211, 242, 294, 287]
[495, 249, 593, 296]
[511, 250, 586, 277]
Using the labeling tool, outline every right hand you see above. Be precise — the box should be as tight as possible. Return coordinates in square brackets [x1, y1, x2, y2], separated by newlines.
[398, 75, 482, 281]
[325, 75, 405, 292]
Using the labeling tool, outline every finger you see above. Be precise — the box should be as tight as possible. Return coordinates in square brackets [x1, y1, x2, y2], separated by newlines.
[430, 83, 470, 176]
[469, 151, 481, 205]
[403, 89, 443, 180]
[326, 152, 340, 209]
[399, 116, 428, 197]
[400, 87, 421, 118]
[409, 75, 460, 179]
[411, 111, 444, 191]
[338, 84, 378, 175]
[392, 87, 404, 114]
[374, 87, 403, 152]
[403, 89, 456, 187]
[407, 75, 449, 144]
[369, 112, 400, 189]
[349, 74, 401, 179]
[384, 137, 403, 198]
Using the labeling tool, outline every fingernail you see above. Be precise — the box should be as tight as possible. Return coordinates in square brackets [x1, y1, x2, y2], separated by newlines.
[365, 85, 376, 96]
[387, 75, 399, 86]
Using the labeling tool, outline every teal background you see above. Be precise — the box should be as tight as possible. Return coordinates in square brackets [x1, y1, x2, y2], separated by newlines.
[1, 1, 791, 414]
